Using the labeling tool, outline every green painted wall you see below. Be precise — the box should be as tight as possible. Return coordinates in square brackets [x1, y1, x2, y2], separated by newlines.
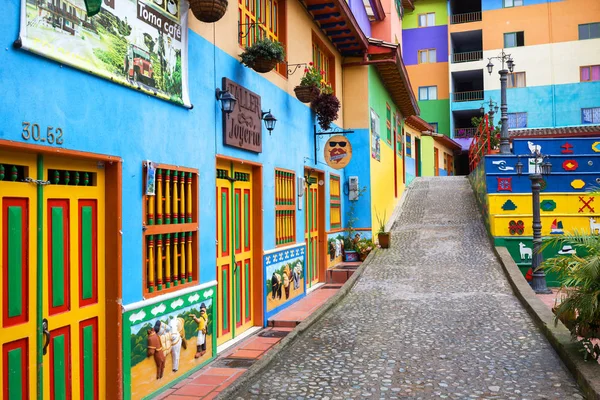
[403, 0, 448, 29]
[368, 66, 397, 150]
[419, 136, 435, 176]
[418, 99, 450, 137]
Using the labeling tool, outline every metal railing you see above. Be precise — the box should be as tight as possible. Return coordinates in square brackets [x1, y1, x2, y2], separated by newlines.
[450, 11, 482, 25]
[452, 50, 483, 64]
[454, 127, 478, 138]
[453, 90, 484, 102]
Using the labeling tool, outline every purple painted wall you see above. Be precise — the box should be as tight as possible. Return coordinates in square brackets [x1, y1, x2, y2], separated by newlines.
[349, 0, 371, 38]
[402, 25, 448, 66]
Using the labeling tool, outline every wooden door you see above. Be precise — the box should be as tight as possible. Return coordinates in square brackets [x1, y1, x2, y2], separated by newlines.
[1, 152, 105, 400]
[304, 175, 320, 287]
[216, 161, 254, 347]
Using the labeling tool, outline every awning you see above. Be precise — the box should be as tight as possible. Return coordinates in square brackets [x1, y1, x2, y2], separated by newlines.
[401, 0, 415, 11]
[302, 0, 370, 56]
[509, 125, 600, 138]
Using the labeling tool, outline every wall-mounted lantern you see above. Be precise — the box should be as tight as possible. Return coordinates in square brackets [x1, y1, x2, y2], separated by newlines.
[262, 110, 277, 134]
[215, 88, 237, 117]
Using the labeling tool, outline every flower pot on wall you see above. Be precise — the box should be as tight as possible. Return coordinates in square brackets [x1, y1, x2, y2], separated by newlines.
[344, 250, 359, 262]
[294, 85, 319, 103]
[250, 57, 279, 73]
[189, 0, 228, 23]
[378, 232, 390, 249]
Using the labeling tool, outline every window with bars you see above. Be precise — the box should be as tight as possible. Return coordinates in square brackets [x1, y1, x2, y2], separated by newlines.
[329, 174, 341, 229]
[508, 112, 528, 128]
[386, 103, 392, 144]
[312, 33, 335, 90]
[508, 72, 526, 88]
[238, 0, 286, 74]
[582, 107, 600, 124]
[143, 164, 198, 296]
[580, 65, 600, 82]
[275, 169, 296, 246]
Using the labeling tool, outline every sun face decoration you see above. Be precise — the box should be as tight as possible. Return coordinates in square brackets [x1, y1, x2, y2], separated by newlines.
[324, 135, 352, 169]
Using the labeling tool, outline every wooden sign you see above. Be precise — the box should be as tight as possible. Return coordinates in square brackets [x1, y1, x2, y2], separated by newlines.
[222, 78, 262, 153]
[324, 135, 352, 169]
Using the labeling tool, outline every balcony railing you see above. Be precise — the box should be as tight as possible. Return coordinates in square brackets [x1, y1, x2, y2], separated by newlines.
[450, 11, 482, 25]
[454, 127, 477, 138]
[452, 50, 483, 64]
[453, 90, 484, 102]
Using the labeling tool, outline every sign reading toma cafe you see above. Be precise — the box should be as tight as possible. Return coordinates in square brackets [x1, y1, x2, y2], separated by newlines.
[222, 78, 262, 153]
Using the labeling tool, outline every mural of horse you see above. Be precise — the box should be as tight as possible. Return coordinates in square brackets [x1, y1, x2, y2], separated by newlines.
[271, 272, 282, 299]
[146, 330, 166, 379]
[153, 317, 187, 373]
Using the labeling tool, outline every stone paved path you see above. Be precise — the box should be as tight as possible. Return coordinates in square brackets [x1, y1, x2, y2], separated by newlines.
[231, 177, 583, 399]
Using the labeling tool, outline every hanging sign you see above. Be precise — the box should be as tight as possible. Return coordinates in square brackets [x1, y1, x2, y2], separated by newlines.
[18, 0, 190, 107]
[324, 135, 352, 169]
[222, 78, 262, 153]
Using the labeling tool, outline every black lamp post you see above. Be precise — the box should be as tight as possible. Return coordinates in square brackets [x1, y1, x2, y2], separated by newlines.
[480, 97, 499, 126]
[486, 50, 515, 155]
[261, 110, 277, 135]
[515, 151, 553, 294]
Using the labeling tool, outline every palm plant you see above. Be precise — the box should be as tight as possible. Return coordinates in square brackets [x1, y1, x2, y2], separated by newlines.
[542, 230, 600, 361]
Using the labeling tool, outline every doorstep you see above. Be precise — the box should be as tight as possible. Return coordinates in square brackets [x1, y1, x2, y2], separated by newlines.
[326, 261, 362, 284]
[160, 284, 342, 399]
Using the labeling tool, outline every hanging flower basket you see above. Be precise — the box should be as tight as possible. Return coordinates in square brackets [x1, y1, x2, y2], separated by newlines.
[189, 0, 228, 23]
[294, 85, 319, 103]
[250, 57, 280, 73]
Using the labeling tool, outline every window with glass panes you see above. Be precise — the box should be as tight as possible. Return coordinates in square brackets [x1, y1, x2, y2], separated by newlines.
[504, 31, 524, 48]
[582, 107, 600, 124]
[429, 123, 438, 132]
[418, 13, 435, 27]
[508, 72, 526, 88]
[581, 65, 600, 82]
[239, 0, 285, 72]
[508, 112, 527, 128]
[579, 23, 600, 40]
[504, 0, 523, 7]
[329, 174, 341, 229]
[418, 49, 436, 64]
[418, 86, 437, 100]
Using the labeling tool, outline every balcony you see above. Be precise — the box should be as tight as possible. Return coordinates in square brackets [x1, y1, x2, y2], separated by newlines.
[453, 109, 481, 140]
[453, 90, 484, 102]
[452, 50, 483, 64]
[450, 11, 482, 25]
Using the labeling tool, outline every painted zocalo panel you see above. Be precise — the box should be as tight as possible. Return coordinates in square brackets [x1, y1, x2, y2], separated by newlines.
[489, 193, 600, 215]
[491, 215, 599, 237]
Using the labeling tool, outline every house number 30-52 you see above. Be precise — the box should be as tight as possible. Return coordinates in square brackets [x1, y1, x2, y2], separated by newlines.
[22, 122, 64, 145]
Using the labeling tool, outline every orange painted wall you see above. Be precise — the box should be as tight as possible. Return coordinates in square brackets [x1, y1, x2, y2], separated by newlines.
[406, 62, 449, 99]
[481, 0, 600, 50]
[371, 0, 404, 45]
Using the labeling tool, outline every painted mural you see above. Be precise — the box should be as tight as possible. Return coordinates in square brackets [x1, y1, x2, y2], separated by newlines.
[264, 244, 306, 320]
[123, 286, 216, 400]
[19, 0, 190, 106]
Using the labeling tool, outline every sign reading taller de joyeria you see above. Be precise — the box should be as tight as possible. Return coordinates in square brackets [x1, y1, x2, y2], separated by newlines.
[223, 78, 262, 153]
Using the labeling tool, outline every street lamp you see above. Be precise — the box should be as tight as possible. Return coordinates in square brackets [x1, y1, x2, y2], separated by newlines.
[486, 50, 515, 155]
[515, 150, 553, 294]
[261, 110, 277, 135]
[480, 98, 499, 126]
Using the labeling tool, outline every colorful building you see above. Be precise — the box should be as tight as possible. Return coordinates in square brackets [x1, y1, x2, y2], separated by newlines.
[0, 0, 459, 397]
[403, 0, 600, 171]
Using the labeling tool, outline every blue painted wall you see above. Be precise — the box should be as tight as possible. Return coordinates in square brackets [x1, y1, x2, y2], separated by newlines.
[481, 0, 563, 11]
[405, 157, 416, 184]
[451, 82, 600, 128]
[344, 128, 372, 229]
[0, 0, 349, 305]
[402, 25, 449, 66]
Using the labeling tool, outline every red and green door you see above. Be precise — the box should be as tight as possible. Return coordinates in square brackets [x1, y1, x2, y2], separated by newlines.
[1, 151, 105, 399]
[216, 161, 255, 347]
[304, 172, 322, 288]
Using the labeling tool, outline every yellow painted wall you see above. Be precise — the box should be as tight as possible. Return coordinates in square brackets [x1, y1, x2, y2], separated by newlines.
[189, 0, 345, 126]
[370, 140, 399, 236]
[488, 193, 599, 237]
[342, 65, 370, 129]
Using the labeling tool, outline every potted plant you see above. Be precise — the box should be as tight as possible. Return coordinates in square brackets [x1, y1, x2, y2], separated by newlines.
[311, 83, 340, 131]
[376, 210, 390, 249]
[294, 63, 321, 103]
[240, 38, 285, 73]
[355, 238, 374, 261]
[342, 235, 359, 262]
[189, 0, 228, 23]
[543, 231, 600, 361]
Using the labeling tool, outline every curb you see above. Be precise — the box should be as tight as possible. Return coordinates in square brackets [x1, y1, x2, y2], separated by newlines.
[216, 247, 378, 399]
[494, 246, 600, 400]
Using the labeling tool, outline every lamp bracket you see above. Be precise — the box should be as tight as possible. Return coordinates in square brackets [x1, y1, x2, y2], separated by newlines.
[238, 21, 263, 39]
[287, 63, 308, 77]
[313, 125, 354, 165]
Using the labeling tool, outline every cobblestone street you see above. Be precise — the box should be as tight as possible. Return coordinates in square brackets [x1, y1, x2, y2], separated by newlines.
[230, 177, 583, 400]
